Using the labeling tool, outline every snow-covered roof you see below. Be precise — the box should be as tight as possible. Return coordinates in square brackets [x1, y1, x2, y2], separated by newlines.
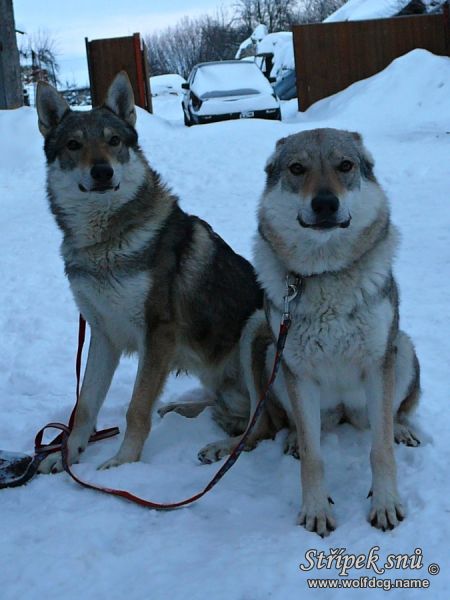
[235, 24, 269, 59]
[256, 32, 295, 79]
[324, 0, 445, 22]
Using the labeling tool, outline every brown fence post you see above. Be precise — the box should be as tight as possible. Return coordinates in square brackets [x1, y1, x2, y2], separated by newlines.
[85, 33, 152, 112]
[0, 0, 23, 109]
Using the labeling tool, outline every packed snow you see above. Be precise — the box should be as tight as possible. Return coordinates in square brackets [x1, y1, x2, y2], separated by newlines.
[150, 74, 187, 97]
[1, 49, 449, 599]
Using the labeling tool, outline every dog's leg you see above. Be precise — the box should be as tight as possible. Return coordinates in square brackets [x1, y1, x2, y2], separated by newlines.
[38, 329, 120, 473]
[365, 355, 405, 530]
[393, 332, 421, 447]
[197, 313, 277, 464]
[99, 325, 175, 469]
[284, 368, 336, 537]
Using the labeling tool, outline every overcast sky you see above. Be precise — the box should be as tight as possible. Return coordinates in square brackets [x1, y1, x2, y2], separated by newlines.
[14, 0, 234, 86]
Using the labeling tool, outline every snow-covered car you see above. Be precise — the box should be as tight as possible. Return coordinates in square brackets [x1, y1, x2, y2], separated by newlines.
[273, 68, 297, 101]
[150, 74, 187, 97]
[181, 60, 281, 126]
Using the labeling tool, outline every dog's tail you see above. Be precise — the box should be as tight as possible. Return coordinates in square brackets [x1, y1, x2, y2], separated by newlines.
[239, 310, 288, 434]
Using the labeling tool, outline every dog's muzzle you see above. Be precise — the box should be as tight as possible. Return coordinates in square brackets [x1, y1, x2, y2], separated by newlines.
[298, 190, 351, 230]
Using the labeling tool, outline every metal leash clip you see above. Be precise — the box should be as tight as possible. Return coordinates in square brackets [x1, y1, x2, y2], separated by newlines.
[283, 274, 301, 321]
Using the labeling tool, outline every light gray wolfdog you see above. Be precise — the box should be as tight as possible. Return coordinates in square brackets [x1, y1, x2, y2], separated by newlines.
[35, 73, 286, 474]
[251, 128, 421, 536]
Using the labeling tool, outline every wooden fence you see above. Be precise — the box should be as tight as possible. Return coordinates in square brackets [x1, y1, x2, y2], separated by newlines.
[292, 9, 450, 111]
[85, 33, 152, 112]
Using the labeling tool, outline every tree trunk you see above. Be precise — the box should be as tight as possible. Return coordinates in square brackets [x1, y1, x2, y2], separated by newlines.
[0, 0, 23, 109]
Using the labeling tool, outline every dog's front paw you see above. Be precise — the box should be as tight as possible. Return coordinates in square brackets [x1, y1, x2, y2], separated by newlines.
[368, 490, 405, 530]
[38, 452, 66, 474]
[38, 441, 85, 474]
[298, 497, 336, 537]
[97, 452, 137, 470]
[284, 430, 299, 459]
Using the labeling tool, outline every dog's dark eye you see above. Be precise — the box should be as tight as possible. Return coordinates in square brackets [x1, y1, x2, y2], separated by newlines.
[338, 160, 353, 173]
[289, 163, 306, 175]
[67, 140, 82, 151]
[109, 136, 121, 147]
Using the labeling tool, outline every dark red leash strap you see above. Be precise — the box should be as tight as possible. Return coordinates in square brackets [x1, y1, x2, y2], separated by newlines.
[54, 315, 292, 510]
[34, 315, 120, 457]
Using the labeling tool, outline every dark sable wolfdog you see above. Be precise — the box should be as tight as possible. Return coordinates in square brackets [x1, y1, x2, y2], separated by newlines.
[36, 72, 285, 473]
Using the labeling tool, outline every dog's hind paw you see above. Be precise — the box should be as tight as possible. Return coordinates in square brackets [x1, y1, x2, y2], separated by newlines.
[197, 436, 257, 465]
[198, 440, 233, 464]
[298, 497, 336, 538]
[158, 400, 208, 419]
[284, 430, 299, 459]
[394, 422, 420, 447]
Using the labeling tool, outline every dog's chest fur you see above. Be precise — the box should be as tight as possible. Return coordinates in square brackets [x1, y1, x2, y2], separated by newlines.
[66, 244, 153, 354]
[259, 233, 397, 399]
[73, 273, 151, 353]
[284, 273, 393, 369]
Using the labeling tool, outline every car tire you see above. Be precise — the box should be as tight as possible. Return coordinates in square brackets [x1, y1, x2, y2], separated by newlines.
[183, 111, 191, 127]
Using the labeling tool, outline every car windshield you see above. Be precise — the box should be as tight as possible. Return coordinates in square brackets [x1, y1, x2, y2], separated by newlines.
[192, 63, 273, 99]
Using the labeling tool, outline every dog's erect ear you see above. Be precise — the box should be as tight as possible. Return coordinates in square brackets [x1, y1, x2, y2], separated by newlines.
[265, 136, 286, 174]
[36, 82, 70, 137]
[104, 71, 136, 127]
[264, 138, 285, 187]
[351, 131, 376, 182]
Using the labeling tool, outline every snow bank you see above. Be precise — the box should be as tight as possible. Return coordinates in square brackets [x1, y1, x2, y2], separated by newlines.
[303, 49, 450, 131]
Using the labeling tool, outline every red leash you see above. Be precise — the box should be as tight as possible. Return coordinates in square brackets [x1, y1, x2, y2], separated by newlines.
[36, 277, 299, 509]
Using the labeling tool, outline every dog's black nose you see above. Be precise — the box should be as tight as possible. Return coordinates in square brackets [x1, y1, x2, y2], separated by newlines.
[311, 191, 339, 217]
[91, 163, 114, 182]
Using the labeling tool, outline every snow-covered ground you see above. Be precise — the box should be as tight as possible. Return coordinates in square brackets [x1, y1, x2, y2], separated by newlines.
[1, 49, 449, 599]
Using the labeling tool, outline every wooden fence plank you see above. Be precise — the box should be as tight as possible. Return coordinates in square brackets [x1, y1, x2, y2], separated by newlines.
[293, 12, 450, 111]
